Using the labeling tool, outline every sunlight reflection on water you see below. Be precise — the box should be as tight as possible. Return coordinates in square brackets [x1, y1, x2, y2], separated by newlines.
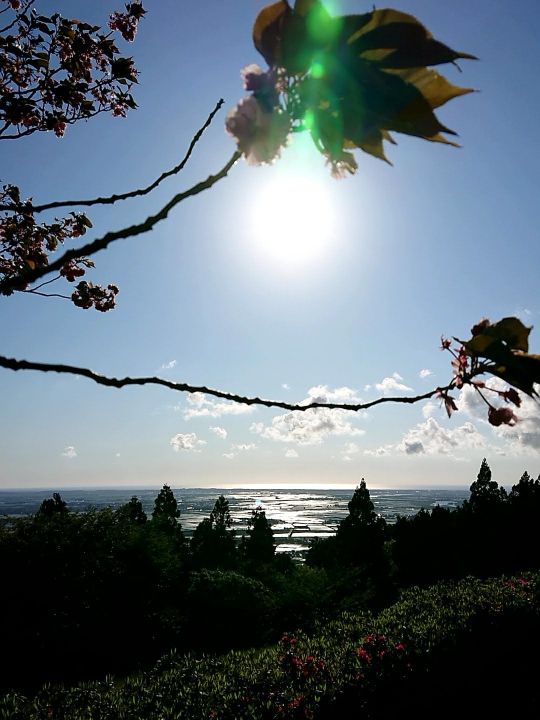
[0, 487, 469, 555]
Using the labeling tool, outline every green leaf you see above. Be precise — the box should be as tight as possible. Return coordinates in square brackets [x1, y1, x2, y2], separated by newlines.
[489, 354, 540, 398]
[487, 317, 531, 352]
[387, 67, 475, 110]
[346, 10, 477, 68]
[342, 58, 456, 141]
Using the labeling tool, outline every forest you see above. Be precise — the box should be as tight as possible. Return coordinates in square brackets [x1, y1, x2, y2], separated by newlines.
[1, 458, 539, 704]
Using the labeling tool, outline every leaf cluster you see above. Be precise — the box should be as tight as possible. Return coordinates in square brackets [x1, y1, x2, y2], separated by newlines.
[251, 0, 476, 170]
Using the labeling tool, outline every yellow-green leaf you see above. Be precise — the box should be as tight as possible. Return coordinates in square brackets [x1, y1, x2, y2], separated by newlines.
[387, 67, 475, 109]
[346, 10, 477, 68]
[489, 317, 531, 352]
[253, 0, 291, 66]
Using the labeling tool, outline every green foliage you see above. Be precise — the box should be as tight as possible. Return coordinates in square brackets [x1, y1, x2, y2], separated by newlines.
[251, 0, 476, 167]
[463, 317, 540, 399]
[184, 570, 275, 651]
[3, 573, 538, 718]
[116, 495, 147, 524]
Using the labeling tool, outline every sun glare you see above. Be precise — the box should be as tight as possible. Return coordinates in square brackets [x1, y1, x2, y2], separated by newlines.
[249, 175, 336, 267]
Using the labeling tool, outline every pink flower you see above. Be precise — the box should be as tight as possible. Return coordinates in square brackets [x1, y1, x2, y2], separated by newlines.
[241, 64, 272, 92]
[226, 96, 290, 165]
[441, 337, 452, 350]
[357, 647, 371, 662]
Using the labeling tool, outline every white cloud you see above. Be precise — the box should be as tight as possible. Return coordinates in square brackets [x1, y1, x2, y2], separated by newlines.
[285, 449, 299, 458]
[251, 408, 365, 446]
[364, 446, 389, 457]
[419, 369, 433, 379]
[209, 426, 228, 440]
[305, 385, 362, 404]
[343, 442, 360, 455]
[363, 417, 486, 458]
[170, 433, 206, 452]
[282, 383, 290, 390]
[422, 401, 438, 418]
[340, 441, 361, 462]
[221, 442, 257, 460]
[184, 392, 255, 419]
[375, 375, 413, 394]
[61, 446, 77, 459]
[160, 359, 177, 370]
[396, 417, 486, 456]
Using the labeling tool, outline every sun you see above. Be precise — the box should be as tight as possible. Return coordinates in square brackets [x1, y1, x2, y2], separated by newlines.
[248, 174, 336, 267]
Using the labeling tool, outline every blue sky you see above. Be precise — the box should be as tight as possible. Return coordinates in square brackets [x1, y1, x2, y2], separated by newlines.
[1, 0, 539, 489]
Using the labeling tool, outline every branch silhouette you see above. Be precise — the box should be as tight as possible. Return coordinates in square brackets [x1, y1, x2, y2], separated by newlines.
[0, 149, 241, 296]
[0, 99, 225, 212]
[0, 354, 454, 413]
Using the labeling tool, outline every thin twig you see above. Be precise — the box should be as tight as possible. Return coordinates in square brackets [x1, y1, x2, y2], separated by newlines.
[21, 290, 70, 299]
[0, 99, 225, 209]
[0, 150, 241, 295]
[30, 274, 62, 291]
[0, 354, 452, 413]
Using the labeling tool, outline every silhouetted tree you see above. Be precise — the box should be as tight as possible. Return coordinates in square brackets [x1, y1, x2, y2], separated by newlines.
[190, 495, 237, 569]
[468, 458, 507, 511]
[152, 485, 180, 527]
[509, 471, 540, 505]
[242, 507, 275, 566]
[37, 492, 68, 517]
[117, 495, 147, 524]
[335, 480, 387, 567]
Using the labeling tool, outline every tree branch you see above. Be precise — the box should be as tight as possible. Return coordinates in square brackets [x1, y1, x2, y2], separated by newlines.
[0, 354, 452, 413]
[0, 99, 225, 210]
[0, 150, 241, 295]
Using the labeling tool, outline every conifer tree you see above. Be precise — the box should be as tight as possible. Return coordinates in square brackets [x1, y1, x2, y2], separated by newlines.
[242, 507, 275, 565]
[469, 459, 506, 510]
[152, 485, 180, 528]
[190, 495, 237, 569]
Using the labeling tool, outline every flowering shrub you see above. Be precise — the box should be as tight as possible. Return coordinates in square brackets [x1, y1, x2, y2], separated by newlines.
[3, 574, 538, 719]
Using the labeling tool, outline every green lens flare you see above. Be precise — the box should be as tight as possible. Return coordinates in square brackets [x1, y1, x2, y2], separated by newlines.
[311, 61, 325, 79]
[303, 110, 315, 130]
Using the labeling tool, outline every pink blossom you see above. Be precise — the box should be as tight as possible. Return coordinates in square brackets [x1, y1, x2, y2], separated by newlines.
[241, 64, 272, 92]
[226, 96, 290, 165]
